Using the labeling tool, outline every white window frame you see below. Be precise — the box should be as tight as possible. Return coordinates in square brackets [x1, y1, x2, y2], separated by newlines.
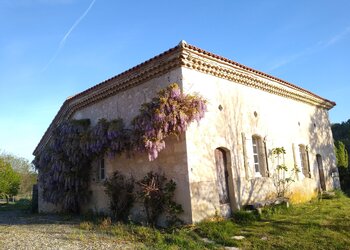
[252, 136, 262, 177]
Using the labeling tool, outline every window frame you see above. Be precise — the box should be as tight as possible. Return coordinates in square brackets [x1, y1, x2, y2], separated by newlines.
[99, 158, 106, 181]
[299, 144, 311, 178]
[252, 135, 267, 177]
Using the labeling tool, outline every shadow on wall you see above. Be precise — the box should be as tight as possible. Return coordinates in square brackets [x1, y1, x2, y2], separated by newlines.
[308, 104, 339, 190]
[190, 84, 270, 221]
[216, 89, 274, 208]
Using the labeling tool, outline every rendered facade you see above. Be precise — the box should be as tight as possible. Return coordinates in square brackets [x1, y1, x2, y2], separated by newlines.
[34, 41, 340, 223]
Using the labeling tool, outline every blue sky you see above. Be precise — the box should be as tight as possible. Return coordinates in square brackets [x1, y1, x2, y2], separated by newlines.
[0, 0, 349, 161]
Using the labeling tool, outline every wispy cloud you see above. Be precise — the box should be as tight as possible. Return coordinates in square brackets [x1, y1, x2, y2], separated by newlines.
[319, 26, 350, 48]
[268, 26, 350, 71]
[42, 0, 97, 72]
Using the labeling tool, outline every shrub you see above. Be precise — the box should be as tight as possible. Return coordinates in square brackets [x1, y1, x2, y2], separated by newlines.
[104, 171, 135, 222]
[137, 171, 183, 227]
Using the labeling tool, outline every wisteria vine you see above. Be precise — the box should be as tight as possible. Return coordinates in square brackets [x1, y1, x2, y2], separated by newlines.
[132, 83, 207, 160]
[33, 83, 207, 212]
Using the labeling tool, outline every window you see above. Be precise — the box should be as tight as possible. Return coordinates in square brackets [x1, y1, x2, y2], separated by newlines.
[252, 135, 267, 177]
[99, 158, 106, 181]
[299, 144, 311, 178]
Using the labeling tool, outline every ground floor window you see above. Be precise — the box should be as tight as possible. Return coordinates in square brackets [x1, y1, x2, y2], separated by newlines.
[252, 135, 267, 177]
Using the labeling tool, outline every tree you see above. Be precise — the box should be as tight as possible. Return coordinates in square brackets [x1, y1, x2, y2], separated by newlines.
[335, 141, 349, 168]
[332, 121, 350, 190]
[0, 152, 37, 197]
[0, 159, 21, 203]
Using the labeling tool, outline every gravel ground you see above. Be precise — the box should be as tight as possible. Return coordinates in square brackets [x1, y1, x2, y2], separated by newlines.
[0, 210, 139, 250]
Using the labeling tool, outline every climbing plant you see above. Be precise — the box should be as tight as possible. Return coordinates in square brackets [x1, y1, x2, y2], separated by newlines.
[132, 83, 207, 160]
[33, 83, 207, 213]
[34, 119, 92, 213]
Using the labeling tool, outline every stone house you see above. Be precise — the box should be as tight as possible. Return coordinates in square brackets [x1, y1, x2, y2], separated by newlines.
[34, 41, 340, 224]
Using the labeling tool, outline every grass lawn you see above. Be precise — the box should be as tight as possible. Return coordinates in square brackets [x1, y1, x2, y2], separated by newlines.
[78, 191, 350, 249]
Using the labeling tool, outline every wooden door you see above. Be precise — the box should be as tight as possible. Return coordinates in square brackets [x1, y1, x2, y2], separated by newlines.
[215, 148, 230, 204]
[316, 154, 326, 191]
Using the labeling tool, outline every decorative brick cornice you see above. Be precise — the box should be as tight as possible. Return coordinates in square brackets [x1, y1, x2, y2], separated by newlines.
[178, 42, 335, 109]
[33, 41, 335, 156]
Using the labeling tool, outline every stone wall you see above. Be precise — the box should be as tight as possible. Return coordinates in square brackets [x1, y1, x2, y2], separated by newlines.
[182, 67, 337, 222]
[70, 68, 193, 223]
[37, 62, 338, 224]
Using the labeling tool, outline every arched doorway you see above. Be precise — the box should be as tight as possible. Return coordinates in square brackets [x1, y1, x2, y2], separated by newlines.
[214, 148, 233, 216]
[316, 154, 326, 191]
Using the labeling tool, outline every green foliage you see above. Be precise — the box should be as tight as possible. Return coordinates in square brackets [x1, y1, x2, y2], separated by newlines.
[332, 121, 350, 190]
[271, 147, 286, 155]
[0, 152, 37, 197]
[332, 120, 350, 154]
[0, 159, 21, 202]
[137, 171, 183, 227]
[104, 171, 135, 221]
[335, 140, 348, 168]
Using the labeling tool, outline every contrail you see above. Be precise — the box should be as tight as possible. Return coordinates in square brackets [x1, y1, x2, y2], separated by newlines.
[59, 0, 97, 48]
[268, 26, 350, 72]
[42, 0, 97, 72]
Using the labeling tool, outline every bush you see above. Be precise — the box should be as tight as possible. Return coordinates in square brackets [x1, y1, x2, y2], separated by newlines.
[104, 171, 135, 222]
[137, 171, 183, 227]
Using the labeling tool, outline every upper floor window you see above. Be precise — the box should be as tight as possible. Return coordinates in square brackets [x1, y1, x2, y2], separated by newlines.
[252, 135, 267, 177]
[299, 144, 311, 178]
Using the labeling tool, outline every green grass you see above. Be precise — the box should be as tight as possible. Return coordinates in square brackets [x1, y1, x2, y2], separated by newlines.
[3, 194, 350, 249]
[78, 191, 350, 249]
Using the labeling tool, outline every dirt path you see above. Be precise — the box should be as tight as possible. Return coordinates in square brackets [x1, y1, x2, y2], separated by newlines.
[0, 210, 138, 250]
